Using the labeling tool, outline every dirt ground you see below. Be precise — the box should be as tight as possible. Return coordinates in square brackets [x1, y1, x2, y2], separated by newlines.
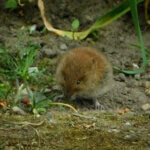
[0, 0, 150, 149]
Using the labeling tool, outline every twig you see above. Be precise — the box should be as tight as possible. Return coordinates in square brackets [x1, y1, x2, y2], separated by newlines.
[50, 102, 78, 113]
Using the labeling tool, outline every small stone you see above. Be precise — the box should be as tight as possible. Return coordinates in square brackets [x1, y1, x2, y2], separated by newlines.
[53, 95, 64, 101]
[125, 122, 132, 126]
[132, 63, 139, 69]
[130, 130, 135, 133]
[119, 37, 124, 43]
[134, 74, 140, 80]
[52, 85, 61, 91]
[145, 88, 150, 96]
[143, 81, 150, 88]
[141, 103, 150, 111]
[44, 88, 52, 93]
[118, 73, 126, 81]
[108, 129, 120, 133]
[28, 67, 39, 77]
[142, 74, 150, 80]
[12, 106, 26, 115]
[60, 43, 67, 50]
[43, 48, 58, 58]
[36, 114, 40, 118]
[124, 135, 131, 140]
[45, 112, 52, 119]
[29, 24, 37, 34]
[126, 80, 137, 87]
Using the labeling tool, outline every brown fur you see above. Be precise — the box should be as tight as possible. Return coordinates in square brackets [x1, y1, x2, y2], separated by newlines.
[56, 47, 113, 100]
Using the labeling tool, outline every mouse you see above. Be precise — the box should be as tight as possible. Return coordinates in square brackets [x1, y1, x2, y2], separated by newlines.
[56, 47, 113, 109]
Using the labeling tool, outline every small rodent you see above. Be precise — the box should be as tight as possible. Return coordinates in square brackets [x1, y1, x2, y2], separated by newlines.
[56, 47, 113, 109]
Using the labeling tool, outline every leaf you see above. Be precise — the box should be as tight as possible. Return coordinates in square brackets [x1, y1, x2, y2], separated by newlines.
[5, 0, 17, 9]
[130, 43, 150, 54]
[0, 99, 7, 108]
[122, 0, 147, 74]
[72, 19, 80, 31]
[36, 107, 46, 113]
[114, 0, 148, 75]
[38, 0, 144, 40]
[33, 108, 38, 115]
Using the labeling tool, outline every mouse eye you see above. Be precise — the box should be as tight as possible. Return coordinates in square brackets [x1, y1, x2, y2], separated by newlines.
[76, 81, 80, 85]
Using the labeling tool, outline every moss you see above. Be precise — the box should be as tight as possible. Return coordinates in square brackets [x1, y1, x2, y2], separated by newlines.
[0, 110, 149, 149]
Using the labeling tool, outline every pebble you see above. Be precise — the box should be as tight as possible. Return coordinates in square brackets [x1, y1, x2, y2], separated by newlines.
[119, 37, 124, 43]
[29, 24, 37, 34]
[142, 74, 150, 80]
[45, 112, 52, 119]
[126, 80, 138, 87]
[60, 43, 67, 50]
[125, 122, 132, 126]
[118, 73, 126, 82]
[134, 74, 141, 80]
[52, 85, 62, 91]
[36, 114, 41, 118]
[132, 63, 139, 69]
[143, 81, 150, 88]
[108, 129, 120, 133]
[141, 103, 150, 111]
[43, 48, 59, 58]
[53, 94, 64, 101]
[130, 130, 135, 134]
[12, 106, 26, 115]
[124, 135, 131, 140]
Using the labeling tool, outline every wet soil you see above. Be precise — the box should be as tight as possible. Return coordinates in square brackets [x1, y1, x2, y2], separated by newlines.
[0, 0, 150, 149]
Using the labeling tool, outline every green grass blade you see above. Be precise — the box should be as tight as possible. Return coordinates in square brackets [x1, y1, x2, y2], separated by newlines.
[130, 43, 150, 54]
[89, 0, 131, 31]
[116, 0, 147, 74]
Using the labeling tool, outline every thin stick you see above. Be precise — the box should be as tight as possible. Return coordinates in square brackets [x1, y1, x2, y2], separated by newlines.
[50, 102, 78, 113]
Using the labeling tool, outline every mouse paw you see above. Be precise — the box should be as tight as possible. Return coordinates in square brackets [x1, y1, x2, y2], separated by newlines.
[93, 99, 104, 110]
[53, 94, 64, 102]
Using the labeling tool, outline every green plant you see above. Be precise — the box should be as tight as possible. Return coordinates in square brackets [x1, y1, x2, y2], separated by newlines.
[5, 0, 31, 9]
[0, 83, 11, 99]
[5, 0, 18, 9]
[0, 35, 40, 83]
[130, 43, 150, 54]
[15, 84, 52, 114]
[0, 30, 41, 107]
[71, 19, 80, 39]
[114, 0, 148, 74]
[15, 84, 77, 115]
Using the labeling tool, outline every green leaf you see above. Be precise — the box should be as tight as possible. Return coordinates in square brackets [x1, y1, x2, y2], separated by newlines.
[128, 0, 147, 68]
[130, 43, 150, 54]
[5, 0, 17, 9]
[72, 19, 80, 31]
[33, 108, 38, 115]
[116, 0, 147, 75]
[36, 107, 46, 113]
[113, 0, 148, 75]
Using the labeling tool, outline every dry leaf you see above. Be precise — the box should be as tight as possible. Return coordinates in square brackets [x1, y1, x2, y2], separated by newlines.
[82, 122, 96, 129]
[0, 99, 7, 108]
[117, 108, 130, 115]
